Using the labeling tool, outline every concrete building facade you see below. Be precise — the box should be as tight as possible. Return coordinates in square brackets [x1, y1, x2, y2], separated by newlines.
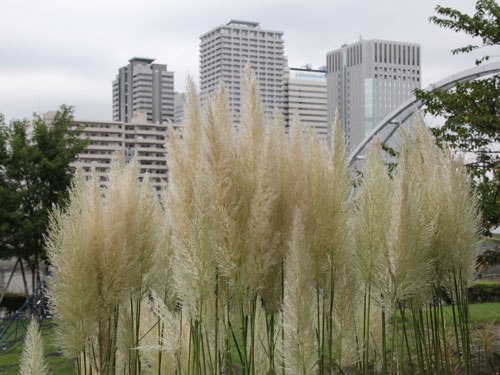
[326, 39, 421, 150]
[174, 92, 186, 124]
[199, 20, 285, 123]
[41, 111, 178, 190]
[284, 66, 327, 138]
[113, 57, 174, 124]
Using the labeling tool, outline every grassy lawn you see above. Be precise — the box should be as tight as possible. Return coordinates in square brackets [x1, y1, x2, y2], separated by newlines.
[0, 319, 73, 375]
[0, 303, 498, 375]
[440, 302, 500, 328]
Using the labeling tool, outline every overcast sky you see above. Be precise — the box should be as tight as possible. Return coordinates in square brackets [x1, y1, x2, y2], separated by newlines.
[0, 0, 494, 123]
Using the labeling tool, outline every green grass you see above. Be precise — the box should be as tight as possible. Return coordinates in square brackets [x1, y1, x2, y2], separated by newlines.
[454, 302, 500, 324]
[394, 302, 500, 327]
[420, 302, 500, 327]
[1, 304, 498, 375]
[0, 319, 73, 375]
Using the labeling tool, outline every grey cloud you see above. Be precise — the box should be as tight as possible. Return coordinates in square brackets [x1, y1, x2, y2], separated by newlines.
[0, 0, 485, 122]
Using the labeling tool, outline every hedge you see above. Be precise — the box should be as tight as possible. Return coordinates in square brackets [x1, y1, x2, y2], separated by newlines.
[468, 280, 500, 303]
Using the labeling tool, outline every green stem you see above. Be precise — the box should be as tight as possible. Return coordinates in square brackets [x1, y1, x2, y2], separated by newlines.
[329, 266, 335, 373]
[365, 285, 371, 375]
[215, 269, 219, 375]
[316, 286, 323, 375]
[382, 309, 387, 375]
[450, 298, 462, 371]
[281, 261, 285, 375]
[389, 308, 397, 375]
[399, 303, 413, 373]
[436, 286, 450, 375]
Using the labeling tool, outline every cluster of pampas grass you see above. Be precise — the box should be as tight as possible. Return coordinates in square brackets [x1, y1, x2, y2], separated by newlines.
[46, 158, 166, 375]
[40, 69, 481, 375]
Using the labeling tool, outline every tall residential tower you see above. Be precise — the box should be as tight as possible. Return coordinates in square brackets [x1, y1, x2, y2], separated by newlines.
[199, 20, 285, 123]
[326, 39, 421, 150]
[113, 58, 174, 124]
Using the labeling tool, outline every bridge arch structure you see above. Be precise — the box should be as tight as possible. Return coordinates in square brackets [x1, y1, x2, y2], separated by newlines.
[348, 62, 500, 164]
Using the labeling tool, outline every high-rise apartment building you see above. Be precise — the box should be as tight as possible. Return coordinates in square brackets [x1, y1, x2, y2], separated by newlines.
[326, 39, 421, 150]
[113, 58, 174, 124]
[199, 20, 285, 123]
[284, 66, 327, 138]
[43, 111, 178, 190]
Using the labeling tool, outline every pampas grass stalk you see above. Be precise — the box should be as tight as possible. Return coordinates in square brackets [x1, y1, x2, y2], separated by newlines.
[19, 319, 48, 375]
[282, 211, 318, 375]
[46, 171, 101, 364]
[352, 138, 391, 374]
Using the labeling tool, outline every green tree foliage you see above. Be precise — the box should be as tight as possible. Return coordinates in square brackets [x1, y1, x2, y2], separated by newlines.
[0, 106, 88, 288]
[415, 0, 500, 234]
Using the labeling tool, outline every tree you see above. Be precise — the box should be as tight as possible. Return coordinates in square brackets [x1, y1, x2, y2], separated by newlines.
[415, 0, 500, 234]
[0, 106, 88, 291]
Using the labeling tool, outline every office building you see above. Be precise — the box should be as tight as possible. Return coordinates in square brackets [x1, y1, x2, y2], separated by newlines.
[284, 65, 327, 138]
[326, 39, 421, 150]
[113, 58, 174, 124]
[199, 20, 285, 123]
[174, 92, 186, 124]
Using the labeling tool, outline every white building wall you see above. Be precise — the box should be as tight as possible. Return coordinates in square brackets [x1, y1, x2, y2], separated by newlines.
[200, 20, 285, 124]
[69, 116, 182, 190]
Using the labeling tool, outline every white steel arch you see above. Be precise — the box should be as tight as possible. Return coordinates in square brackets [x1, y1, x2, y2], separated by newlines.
[349, 61, 500, 163]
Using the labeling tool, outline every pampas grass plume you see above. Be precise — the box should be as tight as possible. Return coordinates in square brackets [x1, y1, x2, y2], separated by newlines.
[353, 139, 391, 286]
[19, 319, 48, 375]
[45, 170, 101, 357]
[282, 210, 318, 375]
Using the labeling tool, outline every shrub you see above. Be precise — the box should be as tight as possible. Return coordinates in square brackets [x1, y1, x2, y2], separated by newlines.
[469, 280, 500, 303]
[0, 292, 26, 315]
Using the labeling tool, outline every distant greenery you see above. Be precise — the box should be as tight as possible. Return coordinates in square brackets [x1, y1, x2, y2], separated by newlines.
[469, 281, 500, 303]
[415, 0, 500, 235]
[0, 106, 88, 290]
[0, 320, 73, 375]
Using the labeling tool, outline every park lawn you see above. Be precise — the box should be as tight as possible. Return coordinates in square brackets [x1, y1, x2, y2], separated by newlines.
[0, 303, 498, 375]
[0, 319, 73, 375]
[439, 302, 500, 328]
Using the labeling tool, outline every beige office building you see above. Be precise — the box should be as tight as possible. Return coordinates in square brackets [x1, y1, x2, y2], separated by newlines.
[284, 66, 327, 138]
